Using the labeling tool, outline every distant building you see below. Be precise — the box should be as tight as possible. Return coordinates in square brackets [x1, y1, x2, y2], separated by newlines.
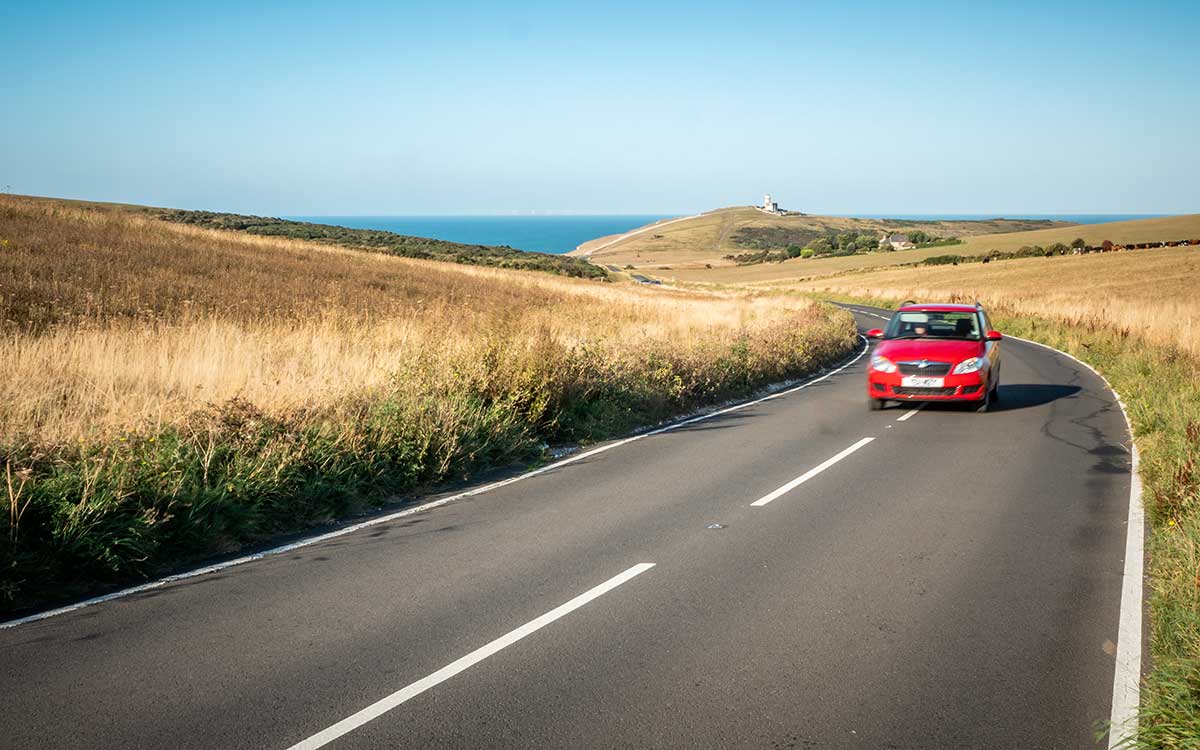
[880, 233, 916, 250]
[759, 193, 782, 215]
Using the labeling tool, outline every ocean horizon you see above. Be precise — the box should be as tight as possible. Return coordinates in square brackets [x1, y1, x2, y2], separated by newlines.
[290, 213, 1170, 255]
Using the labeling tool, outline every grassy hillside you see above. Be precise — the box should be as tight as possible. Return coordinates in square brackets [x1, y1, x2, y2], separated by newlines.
[158, 209, 607, 279]
[653, 213, 1200, 285]
[0, 195, 857, 612]
[572, 206, 1071, 269]
[11, 194, 606, 279]
[769, 252, 1200, 748]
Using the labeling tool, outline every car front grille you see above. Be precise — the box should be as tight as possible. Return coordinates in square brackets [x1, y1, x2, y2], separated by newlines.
[897, 361, 952, 376]
[894, 387, 958, 397]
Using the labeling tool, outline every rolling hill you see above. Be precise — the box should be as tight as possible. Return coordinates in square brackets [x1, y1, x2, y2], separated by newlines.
[585, 210, 1200, 286]
[570, 206, 1072, 269]
[10, 195, 607, 279]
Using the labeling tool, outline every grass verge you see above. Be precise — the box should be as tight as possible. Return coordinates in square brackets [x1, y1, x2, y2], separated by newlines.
[1, 318, 856, 615]
[815, 291, 1199, 749]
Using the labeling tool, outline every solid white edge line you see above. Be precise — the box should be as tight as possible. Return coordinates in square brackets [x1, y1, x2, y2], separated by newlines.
[285, 562, 655, 750]
[1, 338, 871, 631]
[847, 304, 1143, 745]
[750, 437, 875, 507]
[1003, 332, 1144, 748]
[896, 405, 924, 422]
[1109, 440, 1144, 749]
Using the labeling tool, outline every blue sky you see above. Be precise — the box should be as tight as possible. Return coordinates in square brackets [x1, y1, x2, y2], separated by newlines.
[2, 1, 1198, 215]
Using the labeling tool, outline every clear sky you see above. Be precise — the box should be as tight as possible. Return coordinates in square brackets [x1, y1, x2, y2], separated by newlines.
[2, 1, 1198, 215]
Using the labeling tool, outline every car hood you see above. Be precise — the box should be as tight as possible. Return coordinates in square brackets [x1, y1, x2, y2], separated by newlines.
[875, 338, 983, 363]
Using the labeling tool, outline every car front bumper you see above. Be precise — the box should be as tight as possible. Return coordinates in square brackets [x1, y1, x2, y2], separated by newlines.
[867, 371, 988, 401]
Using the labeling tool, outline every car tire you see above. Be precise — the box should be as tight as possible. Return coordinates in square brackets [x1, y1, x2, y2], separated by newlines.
[990, 376, 1000, 402]
[868, 397, 885, 411]
[975, 387, 991, 413]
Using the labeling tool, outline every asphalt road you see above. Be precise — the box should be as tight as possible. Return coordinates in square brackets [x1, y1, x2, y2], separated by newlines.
[0, 305, 1135, 749]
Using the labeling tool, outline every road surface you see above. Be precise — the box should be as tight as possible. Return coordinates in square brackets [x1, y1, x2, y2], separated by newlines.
[0, 305, 1136, 749]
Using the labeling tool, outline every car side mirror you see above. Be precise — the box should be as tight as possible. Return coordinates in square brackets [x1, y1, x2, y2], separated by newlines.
[866, 328, 884, 339]
[985, 330, 1003, 341]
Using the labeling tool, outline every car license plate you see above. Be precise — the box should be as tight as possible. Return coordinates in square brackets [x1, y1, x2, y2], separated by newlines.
[901, 376, 945, 388]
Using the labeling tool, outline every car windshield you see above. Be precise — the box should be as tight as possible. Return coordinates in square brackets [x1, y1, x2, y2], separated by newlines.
[884, 310, 981, 340]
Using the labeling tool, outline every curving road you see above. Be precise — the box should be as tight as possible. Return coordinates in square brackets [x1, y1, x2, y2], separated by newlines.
[0, 305, 1136, 749]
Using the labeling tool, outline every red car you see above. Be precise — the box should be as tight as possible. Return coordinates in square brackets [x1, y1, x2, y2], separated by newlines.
[866, 303, 1002, 412]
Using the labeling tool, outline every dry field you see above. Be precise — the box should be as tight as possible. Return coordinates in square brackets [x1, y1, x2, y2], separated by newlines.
[0, 195, 856, 609]
[781, 245, 1200, 360]
[0, 196, 851, 444]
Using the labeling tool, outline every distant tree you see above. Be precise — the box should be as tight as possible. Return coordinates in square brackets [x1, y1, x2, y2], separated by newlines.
[1047, 242, 1070, 255]
[1071, 237, 1086, 249]
[784, 244, 804, 258]
[800, 247, 815, 259]
[809, 237, 833, 254]
[1102, 240, 1114, 251]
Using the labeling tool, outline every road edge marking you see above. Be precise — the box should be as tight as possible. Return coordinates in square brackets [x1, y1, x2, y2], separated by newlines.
[0, 338, 870, 630]
[1004, 333, 1144, 748]
[750, 437, 875, 507]
[285, 562, 656, 750]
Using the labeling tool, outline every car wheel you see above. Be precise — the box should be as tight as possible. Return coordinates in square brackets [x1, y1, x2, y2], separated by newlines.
[990, 377, 1000, 402]
[975, 387, 991, 413]
[868, 397, 885, 411]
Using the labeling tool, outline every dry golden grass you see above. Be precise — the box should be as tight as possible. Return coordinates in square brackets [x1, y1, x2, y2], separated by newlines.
[780, 245, 1200, 361]
[0, 195, 844, 444]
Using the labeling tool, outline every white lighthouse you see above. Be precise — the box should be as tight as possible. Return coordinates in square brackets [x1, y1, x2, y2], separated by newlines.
[761, 194, 780, 214]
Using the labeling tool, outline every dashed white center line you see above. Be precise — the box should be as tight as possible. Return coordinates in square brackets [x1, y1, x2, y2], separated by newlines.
[751, 438, 875, 507]
[286, 562, 656, 750]
[896, 405, 924, 421]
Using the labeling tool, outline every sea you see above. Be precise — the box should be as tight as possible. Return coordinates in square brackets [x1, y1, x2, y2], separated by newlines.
[289, 214, 1168, 255]
[289, 215, 674, 255]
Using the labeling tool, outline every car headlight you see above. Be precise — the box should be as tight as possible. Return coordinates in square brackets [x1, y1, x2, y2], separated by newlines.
[871, 354, 898, 373]
[953, 357, 983, 374]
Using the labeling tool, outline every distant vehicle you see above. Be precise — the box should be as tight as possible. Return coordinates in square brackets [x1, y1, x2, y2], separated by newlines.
[865, 303, 1002, 412]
